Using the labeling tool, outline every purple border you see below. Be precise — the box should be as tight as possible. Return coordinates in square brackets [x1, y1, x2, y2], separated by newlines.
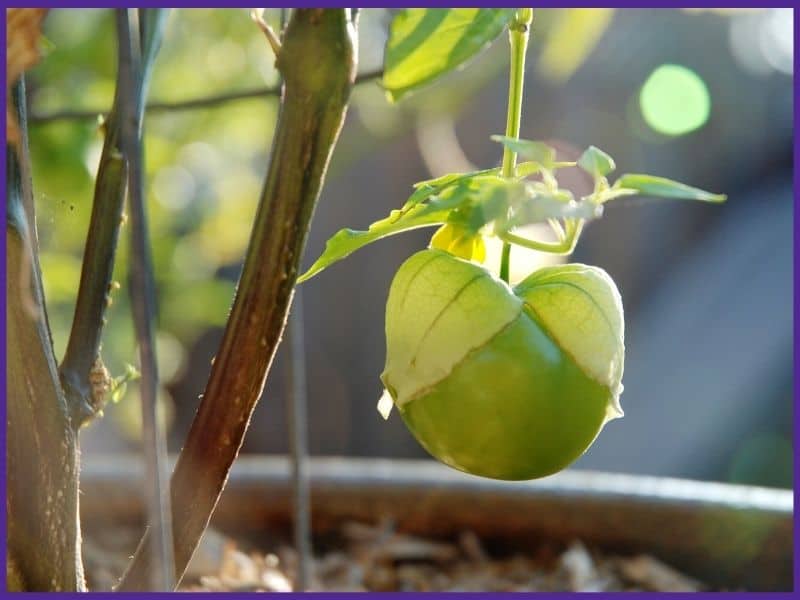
[2, 3, 797, 597]
[1, 5, 7, 598]
[6, 593, 800, 599]
[1, 2, 798, 8]
[792, 5, 799, 595]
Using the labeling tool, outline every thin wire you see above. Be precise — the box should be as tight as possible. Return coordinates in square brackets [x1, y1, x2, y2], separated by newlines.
[277, 8, 311, 589]
[285, 287, 311, 590]
[120, 8, 176, 591]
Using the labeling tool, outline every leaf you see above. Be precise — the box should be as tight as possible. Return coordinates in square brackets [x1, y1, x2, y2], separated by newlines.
[413, 160, 559, 193]
[413, 166, 499, 190]
[585, 187, 638, 204]
[298, 177, 520, 283]
[492, 135, 556, 169]
[110, 363, 141, 404]
[406, 167, 501, 210]
[578, 145, 616, 178]
[509, 188, 603, 227]
[6, 8, 48, 145]
[383, 8, 514, 102]
[615, 174, 727, 203]
[299, 188, 469, 284]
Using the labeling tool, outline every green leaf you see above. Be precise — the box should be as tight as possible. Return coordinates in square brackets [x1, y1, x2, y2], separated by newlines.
[578, 145, 616, 178]
[517, 160, 577, 177]
[413, 159, 567, 193]
[509, 188, 603, 227]
[492, 135, 556, 169]
[110, 363, 141, 404]
[298, 177, 521, 283]
[615, 174, 726, 203]
[413, 166, 500, 190]
[383, 8, 514, 102]
[586, 187, 638, 204]
[298, 190, 465, 284]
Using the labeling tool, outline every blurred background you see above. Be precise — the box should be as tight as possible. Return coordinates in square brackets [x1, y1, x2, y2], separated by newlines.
[26, 8, 793, 488]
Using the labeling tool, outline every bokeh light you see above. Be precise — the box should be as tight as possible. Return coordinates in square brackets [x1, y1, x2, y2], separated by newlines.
[639, 64, 711, 136]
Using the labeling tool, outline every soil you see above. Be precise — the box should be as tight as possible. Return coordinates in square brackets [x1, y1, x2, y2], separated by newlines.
[83, 518, 710, 592]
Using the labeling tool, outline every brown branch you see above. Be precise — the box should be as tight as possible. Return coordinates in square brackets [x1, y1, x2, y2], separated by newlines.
[57, 10, 135, 426]
[6, 79, 85, 592]
[116, 8, 358, 590]
[28, 68, 382, 124]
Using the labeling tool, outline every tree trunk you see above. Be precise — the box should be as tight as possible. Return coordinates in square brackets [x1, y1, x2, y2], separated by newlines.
[6, 81, 85, 592]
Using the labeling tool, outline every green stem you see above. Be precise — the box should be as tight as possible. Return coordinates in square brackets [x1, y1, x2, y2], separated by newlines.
[499, 8, 532, 283]
[499, 242, 511, 283]
[498, 218, 583, 255]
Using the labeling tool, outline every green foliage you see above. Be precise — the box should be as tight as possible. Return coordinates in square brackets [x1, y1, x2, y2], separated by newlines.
[577, 145, 616, 178]
[298, 175, 519, 283]
[492, 135, 556, 169]
[383, 8, 514, 102]
[300, 134, 725, 284]
[109, 363, 141, 404]
[614, 173, 727, 203]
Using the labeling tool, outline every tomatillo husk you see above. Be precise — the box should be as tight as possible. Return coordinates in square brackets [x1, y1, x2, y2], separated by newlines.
[381, 249, 624, 480]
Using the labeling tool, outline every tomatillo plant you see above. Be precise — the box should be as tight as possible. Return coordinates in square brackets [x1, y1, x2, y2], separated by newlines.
[298, 8, 725, 480]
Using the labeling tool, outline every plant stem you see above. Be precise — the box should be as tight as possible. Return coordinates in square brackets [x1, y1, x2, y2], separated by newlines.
[273, 9, 312, 588]
[116, 9, 357, 590]
[58, 9, 135, 427]
[120, 8, 176, 591]
[6, 78, 85, 592]
[498, 218, 583, 255]
[499, 242, 511, 283]
[499, 8, 533, 284]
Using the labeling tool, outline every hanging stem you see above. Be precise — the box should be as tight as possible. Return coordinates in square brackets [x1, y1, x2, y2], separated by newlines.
[499, 8, 533, 284]
[498, 218, 583, 255]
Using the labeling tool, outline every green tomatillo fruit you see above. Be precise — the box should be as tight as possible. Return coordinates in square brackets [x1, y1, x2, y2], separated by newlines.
[380, 248, 625, 480]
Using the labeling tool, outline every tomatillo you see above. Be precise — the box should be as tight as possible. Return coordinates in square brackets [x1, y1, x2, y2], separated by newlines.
[381, 249, 624, 480]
